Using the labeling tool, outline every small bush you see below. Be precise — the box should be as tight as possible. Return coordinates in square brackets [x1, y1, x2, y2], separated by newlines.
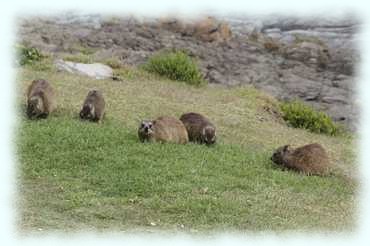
[280, 100, 339, 135]
[143, 50, 206, 86]
[16, 44, 43, 66]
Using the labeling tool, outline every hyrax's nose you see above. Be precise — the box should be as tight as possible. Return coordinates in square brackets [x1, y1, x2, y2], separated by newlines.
[144, 127, 149, 133]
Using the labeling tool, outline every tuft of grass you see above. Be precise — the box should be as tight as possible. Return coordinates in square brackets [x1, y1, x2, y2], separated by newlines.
[16, 44, 44, 66]
[102, 58, 123, 69]
[62, 53, 94, 64]
[280, 100, 340, 136]
[143, 50, 206, 86]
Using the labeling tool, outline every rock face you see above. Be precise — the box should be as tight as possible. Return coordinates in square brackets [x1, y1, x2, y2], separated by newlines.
[55, 59, 113, 79]
[17, 13, 360, 130]
[160, 16, 232, 43]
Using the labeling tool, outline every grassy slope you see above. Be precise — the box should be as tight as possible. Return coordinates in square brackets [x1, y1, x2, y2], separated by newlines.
[16, 64, 357, 233]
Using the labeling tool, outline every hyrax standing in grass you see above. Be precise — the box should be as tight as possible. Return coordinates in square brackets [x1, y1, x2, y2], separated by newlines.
[271, 143, 330, 175]
[179, 112, 216, 145]
[26, 79, 56, 119]
[138, 116, 188, 144]
[79, 90, 105, 123]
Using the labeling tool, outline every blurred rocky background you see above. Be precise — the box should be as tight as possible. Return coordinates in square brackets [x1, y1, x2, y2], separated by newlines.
[17, 12, 360, 131]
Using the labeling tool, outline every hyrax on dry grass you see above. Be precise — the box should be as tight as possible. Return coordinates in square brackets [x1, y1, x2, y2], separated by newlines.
[26, 79, 56, 119]
[79, 90, 105, 123]
[180, 112, 216, 145]
[138, 116, 189, 144]
[271, 143, 330, 175]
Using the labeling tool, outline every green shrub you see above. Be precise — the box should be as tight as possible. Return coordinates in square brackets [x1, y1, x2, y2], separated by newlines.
[16, 44, 43, 65]
[280, 100, 339, 135]
[143, 50, 206, 86]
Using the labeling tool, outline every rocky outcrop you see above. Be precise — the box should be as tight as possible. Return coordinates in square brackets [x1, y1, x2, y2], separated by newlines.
[160, 16, 232, 43]
[17, 13, 360, 130]
[226, 14, 360, 76]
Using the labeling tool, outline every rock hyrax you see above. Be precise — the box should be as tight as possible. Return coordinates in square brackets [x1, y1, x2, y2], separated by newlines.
[271, 143, 330, 175]
[138, 116, 188, 144]
[26, 79, 56, 119]
[179, 112, 216, 145]
[79, 90, 105, 123]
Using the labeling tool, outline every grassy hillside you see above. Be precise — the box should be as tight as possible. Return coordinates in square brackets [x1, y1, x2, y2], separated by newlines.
[16, 64, 357, 233]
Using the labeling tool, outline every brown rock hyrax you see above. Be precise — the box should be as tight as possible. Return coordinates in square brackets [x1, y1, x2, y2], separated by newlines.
[271, 143, 330, 175]
[26, 79, 56, 119]
[138, 116, 188, 144]
[179, 112, 216, 145]
[79, 90, 105, 123]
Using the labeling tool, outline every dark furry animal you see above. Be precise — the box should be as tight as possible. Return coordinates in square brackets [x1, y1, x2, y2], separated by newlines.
[79, 90, 105, 123]
[179, 112, 216, 145]
[138, 116, 188, 144]
[271, 143, 330, 175]
[138, 120, 154, 143]
[26, 79, 56, 119]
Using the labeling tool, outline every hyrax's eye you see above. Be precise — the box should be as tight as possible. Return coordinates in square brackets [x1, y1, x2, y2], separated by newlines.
[148, 123, 153, 128]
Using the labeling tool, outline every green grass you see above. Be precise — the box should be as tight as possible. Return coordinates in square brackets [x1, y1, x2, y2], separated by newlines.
[16, 65, 357, 233]
[143, 50, 206, 86]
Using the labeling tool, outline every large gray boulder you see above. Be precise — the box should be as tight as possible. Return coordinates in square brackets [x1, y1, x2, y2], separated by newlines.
[55, 59, 113, 79]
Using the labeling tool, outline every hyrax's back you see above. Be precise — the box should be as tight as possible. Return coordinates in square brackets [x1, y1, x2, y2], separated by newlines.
[291, 143, 330, 175]
[80, 90, 105, 122]
[27, 79, 56, 113]
[153, 116, 188, 144]
[85, 90, 105, 111]
[180, 112, 213, 141]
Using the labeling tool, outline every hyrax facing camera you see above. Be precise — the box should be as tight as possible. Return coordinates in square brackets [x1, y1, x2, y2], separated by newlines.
[79, 90, 105, 123]
[179, 112, 216, 145]
[26, 79, 56, 119]
[271, 143, 330, 175]
[138, 116, 188, 144]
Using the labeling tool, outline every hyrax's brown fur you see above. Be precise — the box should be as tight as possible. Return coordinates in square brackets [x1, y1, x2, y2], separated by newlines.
[138, 116, 188, 144]
[26, 79, 56, 119]
[79, 90, 105, 123]
[179, 112, 216, 145]
[271, 143, 330, 175]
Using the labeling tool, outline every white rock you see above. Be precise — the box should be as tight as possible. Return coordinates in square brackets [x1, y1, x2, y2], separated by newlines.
[55, 59, 113, 80]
